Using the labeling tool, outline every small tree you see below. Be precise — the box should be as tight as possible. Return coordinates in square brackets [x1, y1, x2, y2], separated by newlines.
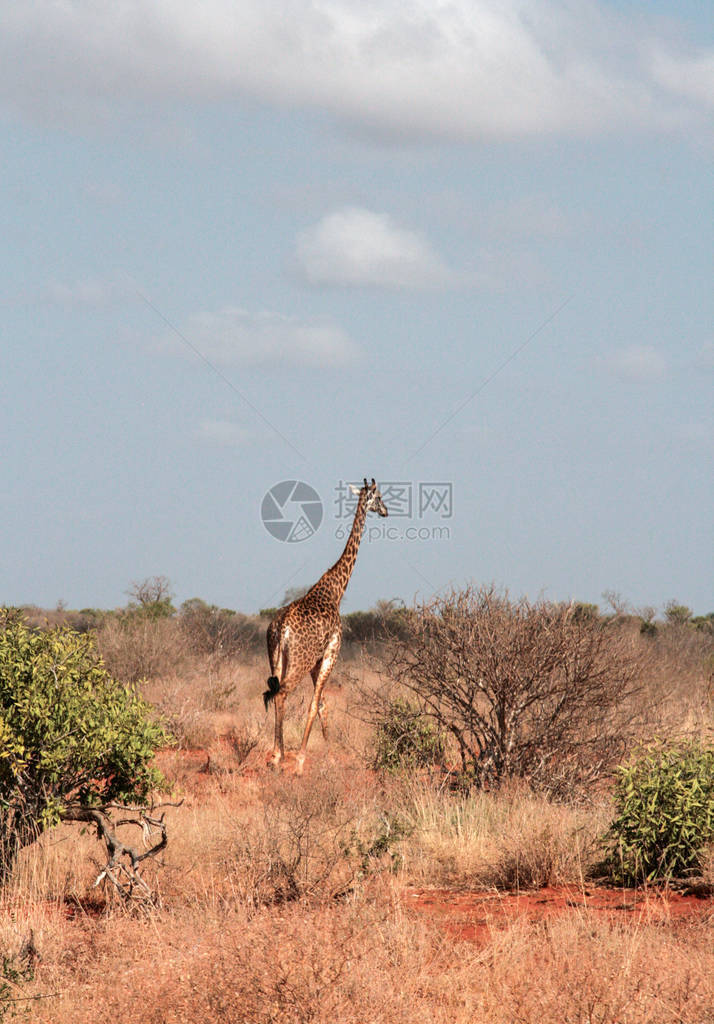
[664, 601, 693, 627]
[0, 609, 171, 896]
[282, 586, 310, 606]
[96, 577, 178, 683]
[382, 585, 641, 793]
[127, 575, 175, 619]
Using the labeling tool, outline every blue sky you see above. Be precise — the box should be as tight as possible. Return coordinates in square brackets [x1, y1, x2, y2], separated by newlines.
[2, 1, 712, 615]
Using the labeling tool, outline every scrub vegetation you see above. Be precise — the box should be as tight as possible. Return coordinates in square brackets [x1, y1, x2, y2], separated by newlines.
[1, 581, 712, 1023]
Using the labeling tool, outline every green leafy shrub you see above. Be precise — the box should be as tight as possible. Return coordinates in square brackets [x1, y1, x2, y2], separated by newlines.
[0, 943, 37, 1022]
[0, 609, 170, 883]
[342, 813, 410, 877]
[664, 601, 693, 627]
[343, 600, 413, 643]
[372, 698, 445, 775]
[604, 740, 714, 885]
[692, 611, 714, 635]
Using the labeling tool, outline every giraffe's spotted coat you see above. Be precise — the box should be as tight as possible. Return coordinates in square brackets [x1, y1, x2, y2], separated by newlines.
[265, 478, 388, 772]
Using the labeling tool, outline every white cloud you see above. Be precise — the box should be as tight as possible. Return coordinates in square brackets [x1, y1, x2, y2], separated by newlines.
[648, 45, 714, 111]
[195, 419, 253, 446]
[296, 207, 454, 289]
[159, 307, 359, 367]
[1, 2, 711, 139]
[607, 345, 668, 381]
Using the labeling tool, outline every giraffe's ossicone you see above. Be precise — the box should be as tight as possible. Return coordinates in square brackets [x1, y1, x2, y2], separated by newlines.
[264, 477, 388, 773]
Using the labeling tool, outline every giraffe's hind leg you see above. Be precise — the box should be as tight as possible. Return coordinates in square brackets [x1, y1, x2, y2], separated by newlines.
[266, 641, 287, 769]
[310, 661, 329, 741]
[269, 688, 287, 769]
[295, 639, 339, 775]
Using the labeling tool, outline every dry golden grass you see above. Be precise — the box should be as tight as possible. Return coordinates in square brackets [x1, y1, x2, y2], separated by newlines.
[391, 777, 610, 889]
[636, 622, 714, 738]
[1, 623, 712, 1024]
[9, 888, 714, 1024]
[7, 756, 712, 1024]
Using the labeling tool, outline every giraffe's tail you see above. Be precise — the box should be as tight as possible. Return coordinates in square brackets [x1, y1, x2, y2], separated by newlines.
[263, 675, 281, 710]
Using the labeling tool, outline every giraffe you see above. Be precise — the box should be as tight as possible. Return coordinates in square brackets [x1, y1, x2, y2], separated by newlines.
[264, 477, 388, 773]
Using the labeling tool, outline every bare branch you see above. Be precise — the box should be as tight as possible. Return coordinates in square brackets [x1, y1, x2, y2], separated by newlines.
[128, 575, 173, 608]
[61, 805, 167, 903]
[375, 585, 643, 794]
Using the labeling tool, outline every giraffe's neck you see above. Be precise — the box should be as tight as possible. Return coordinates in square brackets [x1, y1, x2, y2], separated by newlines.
[322, 492, 368, 604]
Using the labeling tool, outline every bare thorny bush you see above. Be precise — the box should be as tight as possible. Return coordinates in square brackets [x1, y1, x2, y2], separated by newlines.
[229, 768, 404, 906]
[367, 585, 645, 796]
[96, 598, 264, 687]
[96, 614, 183, 685]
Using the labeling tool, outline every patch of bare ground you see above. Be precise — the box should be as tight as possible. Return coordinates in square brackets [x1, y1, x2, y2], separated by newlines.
[404, 884, 713, 945]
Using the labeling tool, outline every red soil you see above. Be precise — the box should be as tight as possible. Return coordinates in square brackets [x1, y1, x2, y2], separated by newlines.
[404, 885, 714, 944]
[155, 743, 714, 944]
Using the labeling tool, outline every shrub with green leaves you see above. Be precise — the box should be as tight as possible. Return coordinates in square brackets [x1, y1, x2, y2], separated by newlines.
[0, 608, 170, 882]
[373, 698, 445, 775]
[0, 949, 35, 1022]
[605, 740, 714, 885]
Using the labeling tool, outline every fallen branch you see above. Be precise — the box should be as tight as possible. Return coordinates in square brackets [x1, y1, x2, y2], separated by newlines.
[62, 805, 168, 903]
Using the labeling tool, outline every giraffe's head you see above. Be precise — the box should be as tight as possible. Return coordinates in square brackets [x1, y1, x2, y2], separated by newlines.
[350, 477, 388, 517]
